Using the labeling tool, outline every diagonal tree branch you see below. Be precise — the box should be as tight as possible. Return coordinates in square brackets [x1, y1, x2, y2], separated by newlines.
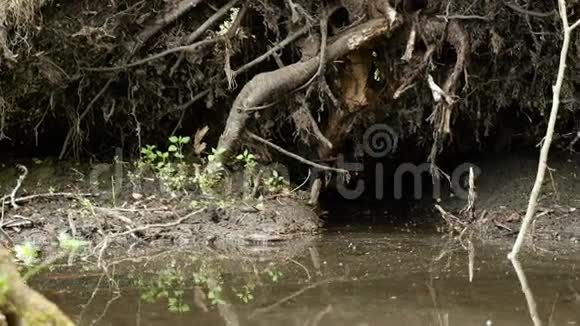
[508, 0, 580, 259]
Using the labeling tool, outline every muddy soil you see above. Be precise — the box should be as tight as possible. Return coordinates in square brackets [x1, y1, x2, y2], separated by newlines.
[439, 151, 580, 251]
[0, 159, 321, 260]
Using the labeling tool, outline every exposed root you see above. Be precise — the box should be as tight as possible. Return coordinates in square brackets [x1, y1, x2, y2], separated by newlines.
[208, 17, 400, 173]
[233, 25, 311, 77]
[185, 0, 238, 44]
[0, 96, 9, 141]
[129, 0, 206, 54]
[247, 132, 348, 174]
[84, 38, 218, 72]
[59, 78, 114, 159]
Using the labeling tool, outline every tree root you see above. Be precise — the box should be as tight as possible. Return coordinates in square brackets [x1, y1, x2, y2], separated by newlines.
[128, 0, 206, 54]
[247, 132, 347, 173]
[207, 17, 402, 173]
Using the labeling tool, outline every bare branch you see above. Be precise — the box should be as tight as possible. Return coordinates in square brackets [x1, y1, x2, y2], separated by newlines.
[83, 38, 217, 72]
[233, 25, 311, 77]
[186, 0, 238, 44]
[247, 132, 348, 173]
[509, 0, 577, 258]
[131, 0, 206, 53]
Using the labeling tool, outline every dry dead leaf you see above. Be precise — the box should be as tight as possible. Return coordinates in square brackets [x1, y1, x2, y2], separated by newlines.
[194, 126, 209, 155]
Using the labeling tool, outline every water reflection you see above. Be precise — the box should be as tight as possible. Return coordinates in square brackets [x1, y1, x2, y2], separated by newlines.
[510, 257, 543, 326]
[29, 227, 580, 326]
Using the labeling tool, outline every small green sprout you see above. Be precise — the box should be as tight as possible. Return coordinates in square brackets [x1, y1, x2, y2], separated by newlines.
[168, 136, 191, 160]
[265, 170, 287, 193]
[236, 149, 257, 169]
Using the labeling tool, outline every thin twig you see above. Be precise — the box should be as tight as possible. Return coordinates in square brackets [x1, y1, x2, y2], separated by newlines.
[505, 2, 555, 18]
[247, 132, 348, 173]
[131, 0, 205, 54]
[60, 79, 114, 159]
[9, 165, 28, 209]
[186, 0, 238, 44]
[303, 108, 333, 149]
[83, 39, 217, 72]
[95, 209, 205, 266]
[233, 25, 311, 77]
[1, 192, 97, 206]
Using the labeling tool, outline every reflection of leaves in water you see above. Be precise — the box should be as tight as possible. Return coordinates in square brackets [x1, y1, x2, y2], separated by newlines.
[138, 268, 191, 314]
[265, 263, 283, 283]
[208, 285, 226, 305]
[135, 257, 292, 313]
[234, 285, 255, 303]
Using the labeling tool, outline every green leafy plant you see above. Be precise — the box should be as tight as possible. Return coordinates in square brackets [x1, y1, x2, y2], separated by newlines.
[140, 269, 191, 314]
[138, 136, 195, 192]
[236, 149, 257, 170]
[168, 136, 191, 160]
[265, 170, 287, 193]
[208, 147, 226, 165]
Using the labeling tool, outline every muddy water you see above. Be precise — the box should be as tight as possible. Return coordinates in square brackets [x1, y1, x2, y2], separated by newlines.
[31, 226, 580, 326]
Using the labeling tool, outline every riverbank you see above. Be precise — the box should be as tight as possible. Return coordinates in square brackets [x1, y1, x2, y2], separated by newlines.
[439, 151, 580, 254]
[1, 151, 579, 262]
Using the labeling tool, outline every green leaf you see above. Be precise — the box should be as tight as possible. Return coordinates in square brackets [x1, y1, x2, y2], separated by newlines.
[180, 136, 191, 144]
[174, 153, 184, 159]
[169, 136, 179, 143]
[168, 145, 178, 152]
[236, 154, 244, 160]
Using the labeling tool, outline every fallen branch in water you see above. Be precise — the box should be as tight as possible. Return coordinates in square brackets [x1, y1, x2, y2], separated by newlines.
[508, 0, 580, 259]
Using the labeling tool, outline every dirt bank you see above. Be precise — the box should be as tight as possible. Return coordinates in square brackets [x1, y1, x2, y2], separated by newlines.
[0, 159, 322, 262]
